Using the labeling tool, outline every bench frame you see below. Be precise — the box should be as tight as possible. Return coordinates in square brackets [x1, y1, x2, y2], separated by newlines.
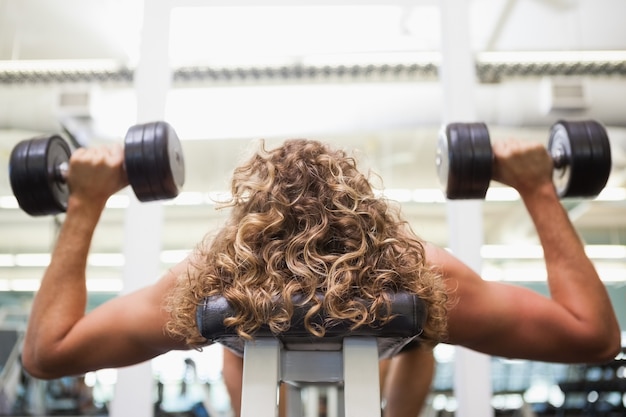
[240, 337, 381, 417]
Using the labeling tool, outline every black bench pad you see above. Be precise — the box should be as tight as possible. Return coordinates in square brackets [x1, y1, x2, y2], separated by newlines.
[196, 292, 426, 359]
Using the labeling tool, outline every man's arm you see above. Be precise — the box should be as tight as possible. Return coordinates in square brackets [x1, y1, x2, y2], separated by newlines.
[434, 140, 621, 363]
[22, 145, 189, 379]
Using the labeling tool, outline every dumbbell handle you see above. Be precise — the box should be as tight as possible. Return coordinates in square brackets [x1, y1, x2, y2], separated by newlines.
[550, 143, 568, 170]
[52, 155, 125, 183]
[55, 161, 69, 182]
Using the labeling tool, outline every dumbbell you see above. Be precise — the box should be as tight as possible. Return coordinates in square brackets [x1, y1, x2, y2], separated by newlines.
[9, 121, 185, 216]
[436, 120, 612, 199]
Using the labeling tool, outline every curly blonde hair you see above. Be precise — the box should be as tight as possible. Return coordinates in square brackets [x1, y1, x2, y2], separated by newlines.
[166, 139, 448, 347]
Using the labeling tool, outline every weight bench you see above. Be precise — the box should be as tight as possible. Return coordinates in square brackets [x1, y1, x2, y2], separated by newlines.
[197, 292, 426, 417]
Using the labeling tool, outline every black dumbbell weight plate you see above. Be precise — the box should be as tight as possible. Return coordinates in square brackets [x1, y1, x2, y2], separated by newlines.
[436, 128, 451, 195]
[549, 120, 611, 198]
[125, 123, 153, 200]
[9, 135, 71, 216]
[124, 121, 185, 202]
[437, 123, 492, 199]
[467, 123, 493, 199]
[153, 122, 185, 199]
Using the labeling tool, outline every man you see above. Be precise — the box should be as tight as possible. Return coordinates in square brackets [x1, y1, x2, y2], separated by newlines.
[21, 137, 620, 417]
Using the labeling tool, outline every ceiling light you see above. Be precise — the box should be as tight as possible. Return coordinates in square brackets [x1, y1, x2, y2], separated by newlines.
[597, 187, 626, 201]
[482, 244, 626, 261]
[14, 254, 51, 267]
[413, 189, 447, 203]
[584, 245, 626, 259]
[106, 195, 131, 209]
[0, 255, 14, 267]
[0, 196, 19, 209]
[485, 188, 520, 202]
[482, 245, 544, 260]
[87, 279, 124, 292]
[160, 250, 190, 264]
[2, 187, 626, 212]
[88, 253, 125, 267]
[164, 192, 208, 206]
[10, 279, 41, 292]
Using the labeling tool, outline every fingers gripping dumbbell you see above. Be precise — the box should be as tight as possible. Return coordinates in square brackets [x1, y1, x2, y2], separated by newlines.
[435, 120, 612, 200]
[9, 121, 185, 216]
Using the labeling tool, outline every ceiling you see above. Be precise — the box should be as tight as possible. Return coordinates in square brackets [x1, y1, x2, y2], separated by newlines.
[1, 0, 626, 293]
